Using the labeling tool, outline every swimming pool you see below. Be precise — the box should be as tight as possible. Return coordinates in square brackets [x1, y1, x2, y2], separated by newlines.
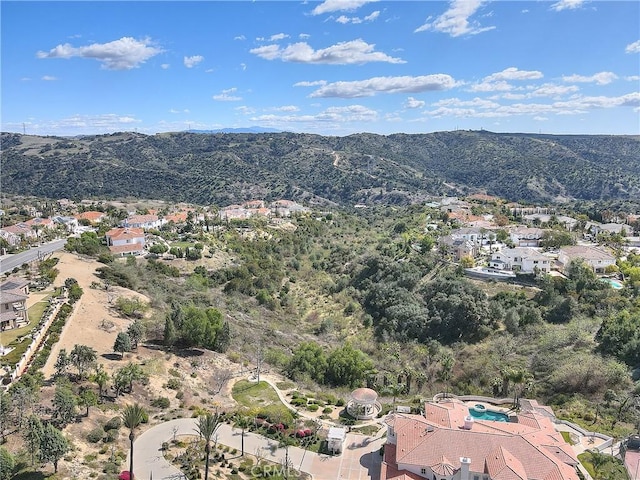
[468, 404, 509, 422]
[601, 278, 624, 289]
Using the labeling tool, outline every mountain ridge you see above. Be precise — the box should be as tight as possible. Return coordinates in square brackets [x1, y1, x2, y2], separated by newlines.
[2, 130, 639, 206]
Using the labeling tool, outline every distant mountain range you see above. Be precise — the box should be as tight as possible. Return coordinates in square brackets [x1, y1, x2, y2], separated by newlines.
[1, 130, 639, 206]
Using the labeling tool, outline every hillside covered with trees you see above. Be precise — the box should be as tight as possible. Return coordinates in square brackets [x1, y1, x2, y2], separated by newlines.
[2, 130, 639, 206]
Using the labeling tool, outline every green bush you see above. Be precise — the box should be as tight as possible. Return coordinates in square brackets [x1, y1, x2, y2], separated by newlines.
[104, 429, 119, 443]
[166, 378, 181, 390]
[104, 416, 122, 431]
[335, 398, 345, 407]
[87, 427, 104, 443]
[306, 404, 319, 412]
[152, 397, 171, 408]
[103, 462, 120, 474]
[322, 407, 333, 414]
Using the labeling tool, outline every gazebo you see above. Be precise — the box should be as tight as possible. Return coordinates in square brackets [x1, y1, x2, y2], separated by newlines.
[346, 387, 381, 420]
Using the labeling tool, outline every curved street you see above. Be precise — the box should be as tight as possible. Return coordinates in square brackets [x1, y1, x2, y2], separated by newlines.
[131, 414, 384, 480]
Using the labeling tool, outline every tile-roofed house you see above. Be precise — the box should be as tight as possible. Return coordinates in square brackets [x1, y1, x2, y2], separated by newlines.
[24, 217, 54, 230]
[508, 227, 547, 247]
[489, 247, 552, 274]
[381, 399, 579, 480]
[105, 227, 145, 256]
[0, 223, 36, 246]
[0, 277, 29, 330]
[122, 214, 165, 230]
[557, 245, 616, 274]
[74, 211, 106, 224]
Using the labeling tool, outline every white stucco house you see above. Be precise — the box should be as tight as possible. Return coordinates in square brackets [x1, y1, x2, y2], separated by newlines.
[489, 247, 552, 274]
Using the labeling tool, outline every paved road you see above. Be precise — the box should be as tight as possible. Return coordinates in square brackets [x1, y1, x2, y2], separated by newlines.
[131, 417, 384, 480]
[0, 239, 67, 274]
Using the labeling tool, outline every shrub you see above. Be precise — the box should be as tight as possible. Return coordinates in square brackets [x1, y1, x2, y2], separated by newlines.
[322, 407, 333, 414]
[306, 404, 319, 412]
[87, 427, 104, 443]
[335, 398, 345, 407]
[152, 397, 171, 408]
[104, 416, 122, 431]
[103, 462, 120, 474]
[166, 378, 181, 390]
[104, 429, 119, 443]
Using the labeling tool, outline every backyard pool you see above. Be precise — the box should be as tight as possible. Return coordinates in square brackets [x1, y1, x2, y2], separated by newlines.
[601, 278, 624, 289]
[469, 404, 509, 422]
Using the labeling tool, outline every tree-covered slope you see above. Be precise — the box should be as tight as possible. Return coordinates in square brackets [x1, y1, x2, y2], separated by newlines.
[2, 130, 638, 205]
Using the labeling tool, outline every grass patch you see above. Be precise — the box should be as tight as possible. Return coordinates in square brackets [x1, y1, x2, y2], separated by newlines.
[578, 451, 629, 480]
[351, 425, 380, 436]
[560, 431, 576, 445]
[276, 381, 295, 390]
[232, 380, 281, 408]
[1, 296, 51, 346]
[170, 241, 197, 249]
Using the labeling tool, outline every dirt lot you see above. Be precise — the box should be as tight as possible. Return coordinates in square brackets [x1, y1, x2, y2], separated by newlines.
[41, 251, 150, 379]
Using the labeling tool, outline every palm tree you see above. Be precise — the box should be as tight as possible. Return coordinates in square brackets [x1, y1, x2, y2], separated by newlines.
[381, 383, 405, 408]
[196, 412, 220, 480]
[122, 403, 146, 480]
[236, 414, 252, 456]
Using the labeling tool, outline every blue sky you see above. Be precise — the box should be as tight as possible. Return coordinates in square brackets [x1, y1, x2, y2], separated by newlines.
[1, 0, 639, 136]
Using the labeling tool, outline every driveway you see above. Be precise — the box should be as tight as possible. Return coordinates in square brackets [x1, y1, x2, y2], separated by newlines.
[131, 418, 384, 480]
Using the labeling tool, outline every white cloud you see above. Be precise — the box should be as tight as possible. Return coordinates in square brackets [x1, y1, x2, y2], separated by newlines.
[551, 0, 585, 11]
[161, 64, 170, 70]
[213, 87, 242, 102]
[273, 105, 300, 112]
[625, 40, 640, 54]
[309, 74, 458, 98]
[562, 71, 618, 85]
[469, 80, 514, 92]
[529, 84, 579, 97]
[36, 37, 162, 70]
[184, 55, 204, 68]
[269, 33, 289, 41]
[299, 33, 311, 40]
[240, 63, 247, 71]
[235, 106, 256, 115]
[312, 0, 378, 15]
[39, 113, 142, 132]
[625, 75, 640, 81]
[169, 109, 190, 114]
[423, 92, 640, 120]
[234, 35, 246, 41]
[294, 80, 327, 87]
[42, 75, 57, 81]
[250, 39, 404, 64]
[335, 10, 380, 24]
[485, 67, 543, 82]
[415, 0, 495, 37]
[251, 104, 378, 126]
[404, 97, 425, 109]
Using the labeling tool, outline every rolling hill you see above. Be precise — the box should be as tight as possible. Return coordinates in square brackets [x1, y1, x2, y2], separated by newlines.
[2, 130, 639, 206]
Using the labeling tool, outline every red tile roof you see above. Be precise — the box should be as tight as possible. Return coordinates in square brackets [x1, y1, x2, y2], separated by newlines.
[74, 211, 105, 222]
[383, 400, 579, 480]
[106, 227, 144, 241]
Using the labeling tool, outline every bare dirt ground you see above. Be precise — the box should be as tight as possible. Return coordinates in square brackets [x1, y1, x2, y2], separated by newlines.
[41, 251, 150, 379]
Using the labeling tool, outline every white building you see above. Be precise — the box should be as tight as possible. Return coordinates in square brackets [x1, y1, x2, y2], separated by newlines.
[489, 247, 552, 274]
[557, 245, 616, 274]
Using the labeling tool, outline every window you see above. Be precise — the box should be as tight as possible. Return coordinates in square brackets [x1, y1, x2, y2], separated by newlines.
[421, 468, 427, 474]
[474, 476, 480, 480]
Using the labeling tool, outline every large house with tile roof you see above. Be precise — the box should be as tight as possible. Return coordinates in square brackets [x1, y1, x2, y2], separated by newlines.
[489, 247, 552, 274]
[0, 277, 29, 331]
[381, 398, 579, 480]
[105, 227, 145, 256]
[557, 245, 616, 274]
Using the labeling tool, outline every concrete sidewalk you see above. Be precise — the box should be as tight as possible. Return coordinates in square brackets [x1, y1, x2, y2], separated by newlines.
[131, 417, 384, 480]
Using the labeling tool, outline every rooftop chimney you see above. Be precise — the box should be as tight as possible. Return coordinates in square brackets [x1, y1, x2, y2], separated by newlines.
[459, 456, 472, 480]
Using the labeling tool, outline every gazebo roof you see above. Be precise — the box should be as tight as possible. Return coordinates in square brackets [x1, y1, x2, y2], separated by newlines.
[351, 387, 378, 403]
